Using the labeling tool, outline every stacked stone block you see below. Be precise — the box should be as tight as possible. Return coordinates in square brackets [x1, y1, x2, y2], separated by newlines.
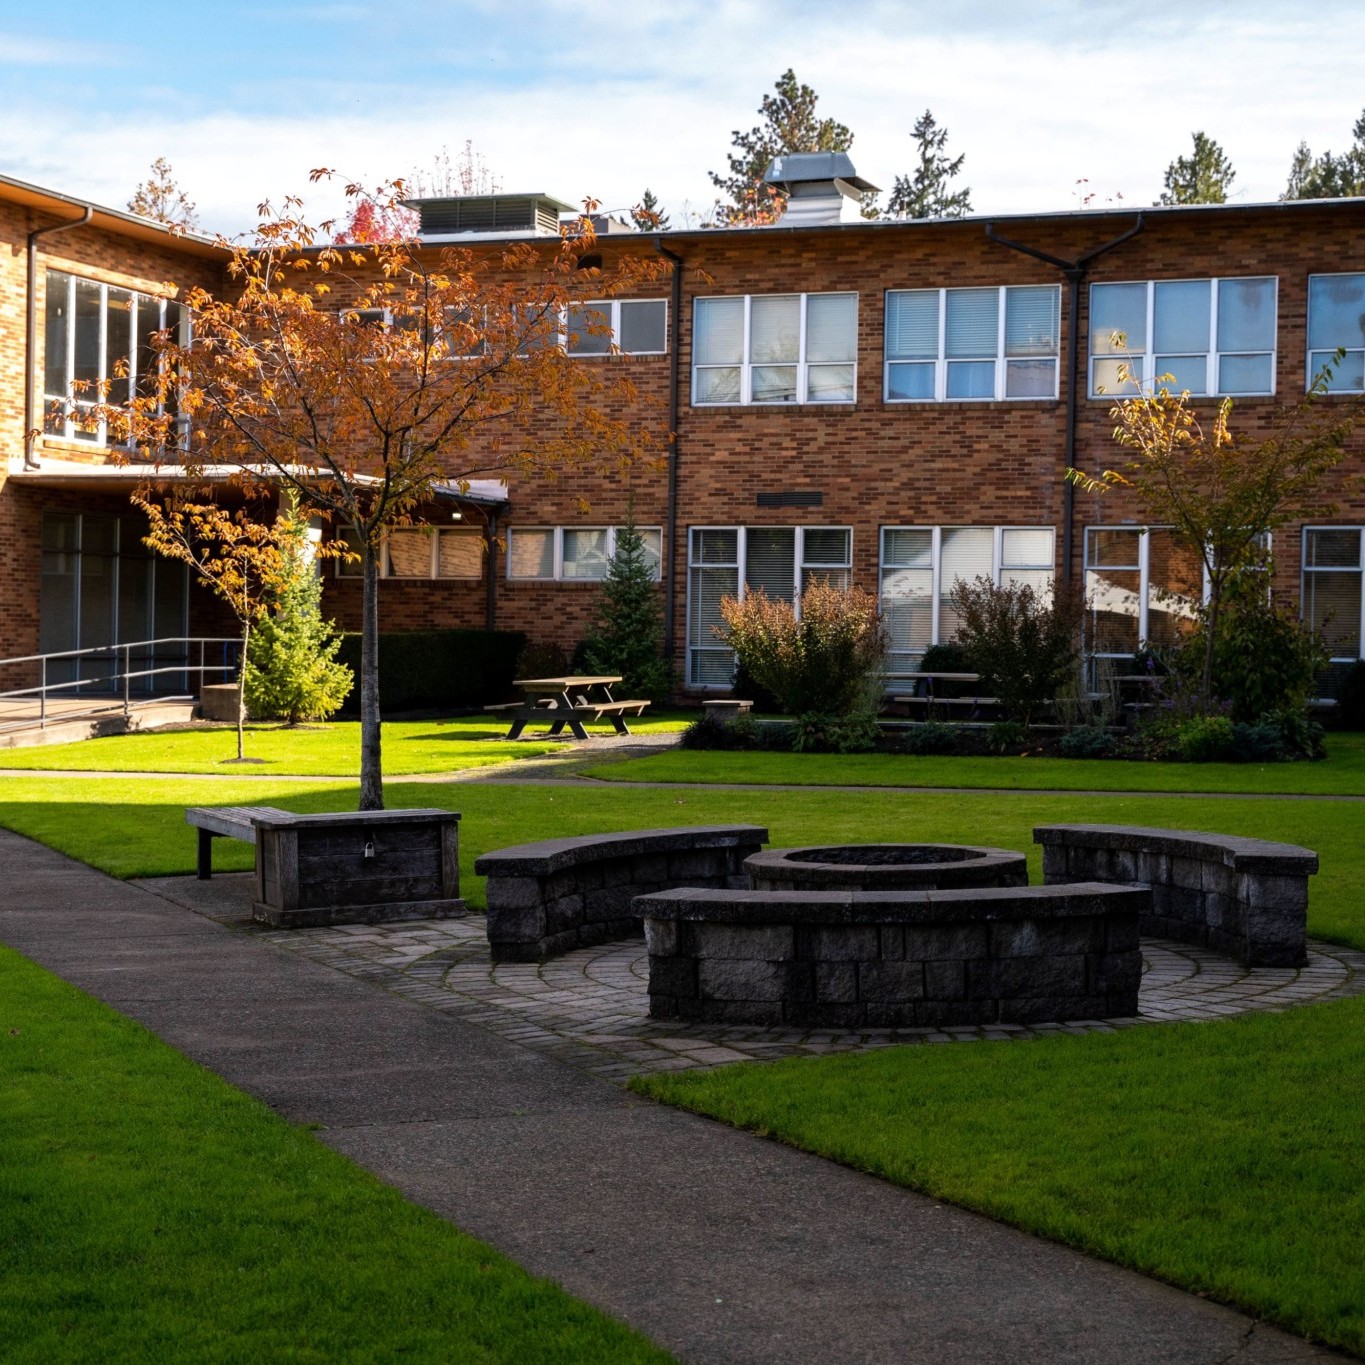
[1034, 825, 1315, 968]
[638, 884, 1147, 1027]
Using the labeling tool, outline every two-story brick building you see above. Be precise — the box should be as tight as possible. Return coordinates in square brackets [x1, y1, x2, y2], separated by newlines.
[3, 157, 1363, 702]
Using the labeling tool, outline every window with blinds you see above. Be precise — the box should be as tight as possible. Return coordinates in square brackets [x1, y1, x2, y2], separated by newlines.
[1089, 276, 1277, 397]
[884, 285, 1060, 402]
[1303, 527, 1364, 660]
[692, 293, 857, 406]
[336, 527, 484, 580]
[507, 526, 663, 582]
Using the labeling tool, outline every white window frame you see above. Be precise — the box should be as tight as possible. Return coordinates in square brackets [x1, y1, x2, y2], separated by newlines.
[883, 286, 1062, 403]
[565, 299, 668, 356]
[1302, 526, 1365, 662]
[335, 525, 484, 580]
[691, 293, 858, 406]
[506, 526, 664, 582]
[1088, 276, 1278, 399]
[878, 526, 1055, 672]
[43, 270, 189, 445]
[685, 525, 853, 688]
[1305, 274, 1365, 394]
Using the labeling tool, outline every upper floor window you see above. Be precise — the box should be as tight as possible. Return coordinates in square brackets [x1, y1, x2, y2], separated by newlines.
[1307, 275, 1365, 393]
[566, 299, 668, 356]
[44, 270, 187, 444]
[885, 286, 1061, 402]
[692, 293, 857, 406]
[1089, 276, 1276, 398]
[507, 525, 663, 581]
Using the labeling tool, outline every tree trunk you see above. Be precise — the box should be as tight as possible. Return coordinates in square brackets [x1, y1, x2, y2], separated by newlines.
[1201, 592, 1220, 710]
[358, 541, 384, 810]
[237, 618, 249, 762]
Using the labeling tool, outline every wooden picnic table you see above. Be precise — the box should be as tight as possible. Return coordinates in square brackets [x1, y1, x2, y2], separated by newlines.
[484, 675, 650, 741]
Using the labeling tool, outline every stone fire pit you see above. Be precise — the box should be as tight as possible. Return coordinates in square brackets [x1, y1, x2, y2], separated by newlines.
[745, 843, 1028, 891]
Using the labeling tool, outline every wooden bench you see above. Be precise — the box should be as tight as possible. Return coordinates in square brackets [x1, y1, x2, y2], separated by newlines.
[186, 804, 288, 880]
[572, 699, 650, 732]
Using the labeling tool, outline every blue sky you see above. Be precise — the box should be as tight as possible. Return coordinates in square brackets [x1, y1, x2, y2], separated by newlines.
[3, 0, 1363, 235]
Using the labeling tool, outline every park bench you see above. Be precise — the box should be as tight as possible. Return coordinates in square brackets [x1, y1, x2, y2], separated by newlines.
[186, 804, 288, 880]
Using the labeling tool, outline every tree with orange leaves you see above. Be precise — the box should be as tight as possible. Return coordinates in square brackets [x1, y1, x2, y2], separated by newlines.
[106, 176, 664, 808]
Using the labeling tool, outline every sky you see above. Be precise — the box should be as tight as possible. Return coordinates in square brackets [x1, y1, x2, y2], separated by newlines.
[2, 0, 1363, 237]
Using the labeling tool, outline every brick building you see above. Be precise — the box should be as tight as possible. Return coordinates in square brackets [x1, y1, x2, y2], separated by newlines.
[3, 159, 1363, 699]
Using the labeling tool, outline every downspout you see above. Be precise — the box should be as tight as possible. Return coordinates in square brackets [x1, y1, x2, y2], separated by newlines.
[25, 205, 94, 468]
[984, 215, 1145, 582]
[653, 238, 683, 663]
[485, 509, 500, 631]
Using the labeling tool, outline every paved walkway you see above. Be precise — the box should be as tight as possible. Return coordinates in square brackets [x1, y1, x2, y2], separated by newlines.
[1, 829, 1343, 1363]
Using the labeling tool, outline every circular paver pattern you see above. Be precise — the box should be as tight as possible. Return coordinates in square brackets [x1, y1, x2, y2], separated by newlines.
[258, 915, 1365, 1084]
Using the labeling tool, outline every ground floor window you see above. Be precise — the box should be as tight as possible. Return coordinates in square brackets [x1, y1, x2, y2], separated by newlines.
[880, 526, 1055, 673]
[686, 526, 852, 687]
[335, 526, 486, 580]
[506, 526, 663, 582]
[40, 511, 188, 689]
[1302, 527, 1364, 663]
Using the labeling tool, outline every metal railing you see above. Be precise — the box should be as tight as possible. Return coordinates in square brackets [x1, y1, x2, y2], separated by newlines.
[0, 637, 240, 733]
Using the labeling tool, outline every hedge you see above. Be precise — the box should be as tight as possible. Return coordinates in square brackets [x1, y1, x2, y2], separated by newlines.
[336, 629, 525, 714]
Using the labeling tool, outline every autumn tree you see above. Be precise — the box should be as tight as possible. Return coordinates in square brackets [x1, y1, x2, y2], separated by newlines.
[128, 157, 198, 232]
[1068, 366, 1360, 706]
[134, 491, 289, 761]
[1282, 109, 1365, 200]
[881, 110, 972, 220]
[709, 69, 853, 223]
[1158, 131, 1235, 206]
[110, 178, 662, 809]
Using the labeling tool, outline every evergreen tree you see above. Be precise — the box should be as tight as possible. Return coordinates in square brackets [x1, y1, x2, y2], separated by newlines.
[128, 157, 198, 231]
[709, 69, 853, 223]
[1281, 109, 1365, 200]
[1158, 131, 1235, 205]
[245, 495, 353, 725]
[631, 189, 670, 231]
[579, 512, 672, 701]
[882, 111, 972, 220]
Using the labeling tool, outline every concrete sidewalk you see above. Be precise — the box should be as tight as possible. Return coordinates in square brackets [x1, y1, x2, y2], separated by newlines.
[0, 827, 1336, 1364]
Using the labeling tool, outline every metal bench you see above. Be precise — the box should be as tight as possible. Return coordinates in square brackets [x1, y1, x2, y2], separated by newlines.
[185, 804, 289, 880]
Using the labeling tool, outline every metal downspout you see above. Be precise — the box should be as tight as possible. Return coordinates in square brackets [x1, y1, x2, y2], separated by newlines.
[653, 238, 683, 663]
[984, 215, 1145, 582]
[25, 205, 94, 468]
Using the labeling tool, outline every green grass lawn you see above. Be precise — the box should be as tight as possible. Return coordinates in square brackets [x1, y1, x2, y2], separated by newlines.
[580, 731, 1365, 796]
[0, 777, 1361, 949]
[0, 946, 668, 1364]
[0, 711, 692, 777]
[633, 998, 1365, 1356]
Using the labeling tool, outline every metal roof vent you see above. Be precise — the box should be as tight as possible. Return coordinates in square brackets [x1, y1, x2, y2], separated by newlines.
[763, 152, 878, 226]
[403, 192, 575, 241]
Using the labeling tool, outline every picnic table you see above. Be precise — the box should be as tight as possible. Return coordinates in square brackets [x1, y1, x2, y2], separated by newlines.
[484, 675, 650, 741]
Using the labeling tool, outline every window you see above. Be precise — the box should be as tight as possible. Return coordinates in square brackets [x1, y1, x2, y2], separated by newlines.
[1303, 528, 1364, 661]
[879, 526, 1055, 672]
[335, 526, 484, 580]
[885, 286, 1061, 402]
[1306, 275, 1365, 393]
[685, 526, 852, 686]
[507, 526, 663, 581]
[1089, 277, 1277, 397]
[692, 293, 857, 405]
[43, 270, 187, 444]
[565, 299, 667, 355]
[1083, 526, 1207, 664]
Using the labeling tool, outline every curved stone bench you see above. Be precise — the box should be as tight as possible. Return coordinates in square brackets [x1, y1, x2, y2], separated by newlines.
[475, 825, 768, 962]
[635, 882, 1148, 1028]
[1034, 824, 1317, 968]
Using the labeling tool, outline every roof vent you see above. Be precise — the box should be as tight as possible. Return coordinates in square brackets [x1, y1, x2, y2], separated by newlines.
[404, 192, 575, 241]
[763, 152, 878, 227]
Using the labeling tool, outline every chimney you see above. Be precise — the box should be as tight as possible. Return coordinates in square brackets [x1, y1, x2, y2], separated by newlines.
[763, 152, 878, 226]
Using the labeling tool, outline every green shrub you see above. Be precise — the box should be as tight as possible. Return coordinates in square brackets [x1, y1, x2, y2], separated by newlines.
[679, 711, 752, 751]
[988, 720, 1027, 754]
[1175, 714, 1235, 762]
[1059, 725, 1117, 758]
[901, 721, 960, 755]
[949, 577, 1083, 728]
[720, 581, 885, 717]
[335, 630, 525, 714]
[916, 642, 975, 698]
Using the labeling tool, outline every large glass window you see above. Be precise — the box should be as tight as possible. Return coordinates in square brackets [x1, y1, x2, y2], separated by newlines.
[44, 270, 187, 444]
[686, 526, 853, 686]
[885, 285, 1061, 402]
[1306, 275, 1365, 393]
[1303, 528, 1364, 661]
[507, 526, 663, 581]
[565, 299, 668, 356]
[1089, 277, 1276, 397]
[879, 526, 1055, 672]
[1083, 526, 1205, 665]
[692, 294, 857, 405]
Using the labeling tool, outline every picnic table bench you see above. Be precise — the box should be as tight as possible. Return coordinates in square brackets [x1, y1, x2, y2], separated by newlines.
[485, 675, 650, 741]
[883, 672, 999, 717]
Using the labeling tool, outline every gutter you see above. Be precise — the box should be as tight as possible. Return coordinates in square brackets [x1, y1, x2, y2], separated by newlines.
[24, 204, 93, 468]
[653, 237, 684, 663]
[985, 215, 1145, 583]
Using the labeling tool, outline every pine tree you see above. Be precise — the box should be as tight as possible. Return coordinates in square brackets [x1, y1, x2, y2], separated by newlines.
[1158, 131, 1235, 205]
[883, 111, 972, 220]
[579, 513, 672, 701]
[245, 496, 353, 725]
[631, 189, 670, 231]
[1281, 109, 1365, 200]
